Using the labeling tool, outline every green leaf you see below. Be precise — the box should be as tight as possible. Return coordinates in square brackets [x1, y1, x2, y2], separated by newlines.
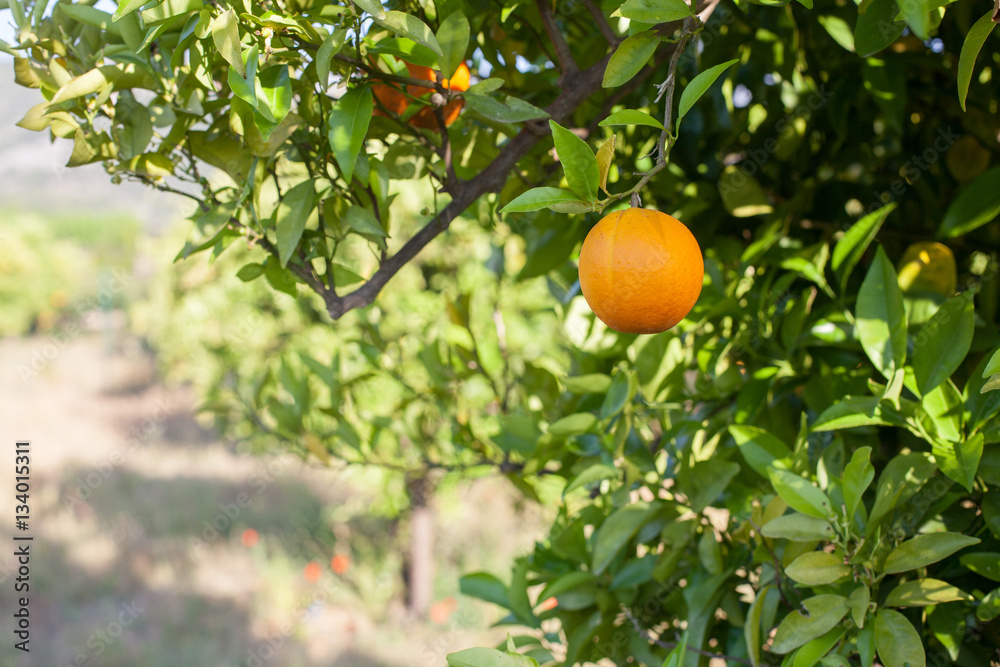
[769, 469, 834, 519]
[792, 627, 846, 667]
[538, 571, 596, 610]
[928, 603, 964, 661]
[897, 0, 931, 40]
[548, 121, 600, 204]
[228, 44, 259, 108]
[447, 648, 536, 667]
[884, 578, 973, 607]
[596, 135, 615, 195]
[343, 205, 386, 243]
[676, 59, 739, 133]
[599, 109, 665, 130]
[785, 551, 852, 586]
[818, 15, 855, 52]
[984, 348, 1000, 377]
[463, 93, 549, 123]
[857, 625, 876, 667]
[961, 552, 1000, 582]
[275, 179, 315, 267]
[374, 11, 442, 56]
[761, 513, 835, 541]
[113, 0, 150, 22]
[912, 292, 974, 395]
[615, 0, 691, 23]
[854, 0, 905, 58]
[882, 532, 980, 574]
[264, 259, 298, 297]
[316, 28, 348, 88]
[812, 397, 888, 431]
[562, 374, 613, 393]
[939, 166, 1000, 238]
[211, 8, 244, 78]
[459, 572, 511, 609]
[600, 372, 631, 419]
[59, 4, 121, 34]
[436, 11, 469, 79]
[978, 587, 1000, 621]
[932, 432, 983, 492]
[868, 453, 935, 530]
[831, 203, 895, 293]
[257, 65, 292, 124]
[848, 585, 870, 628]
[843, 446, 875, 518]
[874, 609, 925, 667]
[564, 464, 617, 497]
[771, 595, 849, 654]
[922, 380, 964, 442]
[592, 501, 659, 574]
[548, 413, 597, 436]
[603, 31, 659, 88]
[744, 586, 772, 667]
[730, 425, 792, 477]
[236, 263, 265, 282]
[352, 0, 385, 20]
[856, 246, 907, 380]
[957, 11, 997, 112]
[327, 86, 373, 185]
[500, 188, 588, 214]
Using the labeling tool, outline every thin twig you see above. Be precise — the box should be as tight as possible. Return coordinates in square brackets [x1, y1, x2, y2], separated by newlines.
[581, 0, 619, 46]
[623, 607, 757, 666]
[536, 0, 578, 75]
[748, 517, 794, 609]
[335, 53, 448, 91]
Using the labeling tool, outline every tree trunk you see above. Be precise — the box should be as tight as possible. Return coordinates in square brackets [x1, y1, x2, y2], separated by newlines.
[405, 474, 435, 617]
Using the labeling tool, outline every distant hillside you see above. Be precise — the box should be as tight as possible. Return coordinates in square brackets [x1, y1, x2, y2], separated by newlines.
[0, 70, 188, 230]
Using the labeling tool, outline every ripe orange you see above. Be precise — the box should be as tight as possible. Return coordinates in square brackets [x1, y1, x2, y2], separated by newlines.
[241, 528, 259, 548]
[304, 561, 322, 582]
[330, 554, 350, 575]
[578, 208, 704, 334]
[372, 59, 470, 129]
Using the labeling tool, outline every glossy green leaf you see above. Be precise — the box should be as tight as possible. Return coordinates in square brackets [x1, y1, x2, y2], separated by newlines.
[327, 86, 373, 185]
[785, 551, 851, 586]
[769, 469, 834, 519]
[236, 263, 264, 282]
[437, 11, 469, 79]
[730, 425, 792, 477]
[854, 0, 905, 57]
[316, 28, 348, 88]
[897, 0, 931, 40]
[615, 0, 691, 23]
[463, 93, 549, 123]
[761, 513, 835, 541]
[868, 453, 936, 530]
[275, 179, 315, 267]
[978, 587, 1000, 621]
[874, 609, 925, 667]
[884, 578, 973, 607]
[882, 532, 980, 574]
[932, 432, 983, 492]
[812, 397, 887, 431]
[771, 595, 849, 654]
[112, 0, 150, 22]
[939, 166, 1000, 238]
[961, 552, 1000, 582]
[842, 446, 874, 518]
[447, 647, 538, 667]
[596, 135, 615, 195]
[549, 121, 599, 204]
[500, 188, 589, 214]
[848, 585, 870, 628]
[676, 59, 739, 133]
[460, 572, 511, 609]
[912, 292, 974, 395]
[257, 65, 292, 124]
[957, 11, 997, 111]
[831, 203, 895, 293]
[374, 11, 442, 56]
[856, 246, 907, 380]
[603, 31, 659, 88]
[211, 8, 244, 78]
[792, 627, 846, 667]
[352, 0, 385, 20]
[818, 15, 855, 52]
[599, 109, 665, 130]
[228, 44, 259, 108]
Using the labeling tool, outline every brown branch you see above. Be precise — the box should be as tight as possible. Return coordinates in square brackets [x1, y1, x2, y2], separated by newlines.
[536, 0, 578, 75]
[323, 53, 612, 319]
[582, 0, 619, 46]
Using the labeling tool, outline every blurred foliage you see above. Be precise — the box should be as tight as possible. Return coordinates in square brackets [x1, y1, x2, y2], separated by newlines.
[0, 210, 137, 336]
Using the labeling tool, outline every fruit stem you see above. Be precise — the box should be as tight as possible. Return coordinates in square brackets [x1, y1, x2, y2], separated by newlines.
[630, 192, 641, 208]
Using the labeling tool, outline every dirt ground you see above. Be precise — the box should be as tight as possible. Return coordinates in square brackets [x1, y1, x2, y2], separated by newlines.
[0, 332, 544, 667]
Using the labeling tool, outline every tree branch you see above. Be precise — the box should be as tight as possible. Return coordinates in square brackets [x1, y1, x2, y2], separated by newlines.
[536, 0, 579, 75]
[582, 0, 619, 46]
[323, 53, 612, 319]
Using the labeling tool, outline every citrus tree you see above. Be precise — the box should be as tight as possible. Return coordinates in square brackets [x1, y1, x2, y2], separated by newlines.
[5, 0, 1000, 664]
